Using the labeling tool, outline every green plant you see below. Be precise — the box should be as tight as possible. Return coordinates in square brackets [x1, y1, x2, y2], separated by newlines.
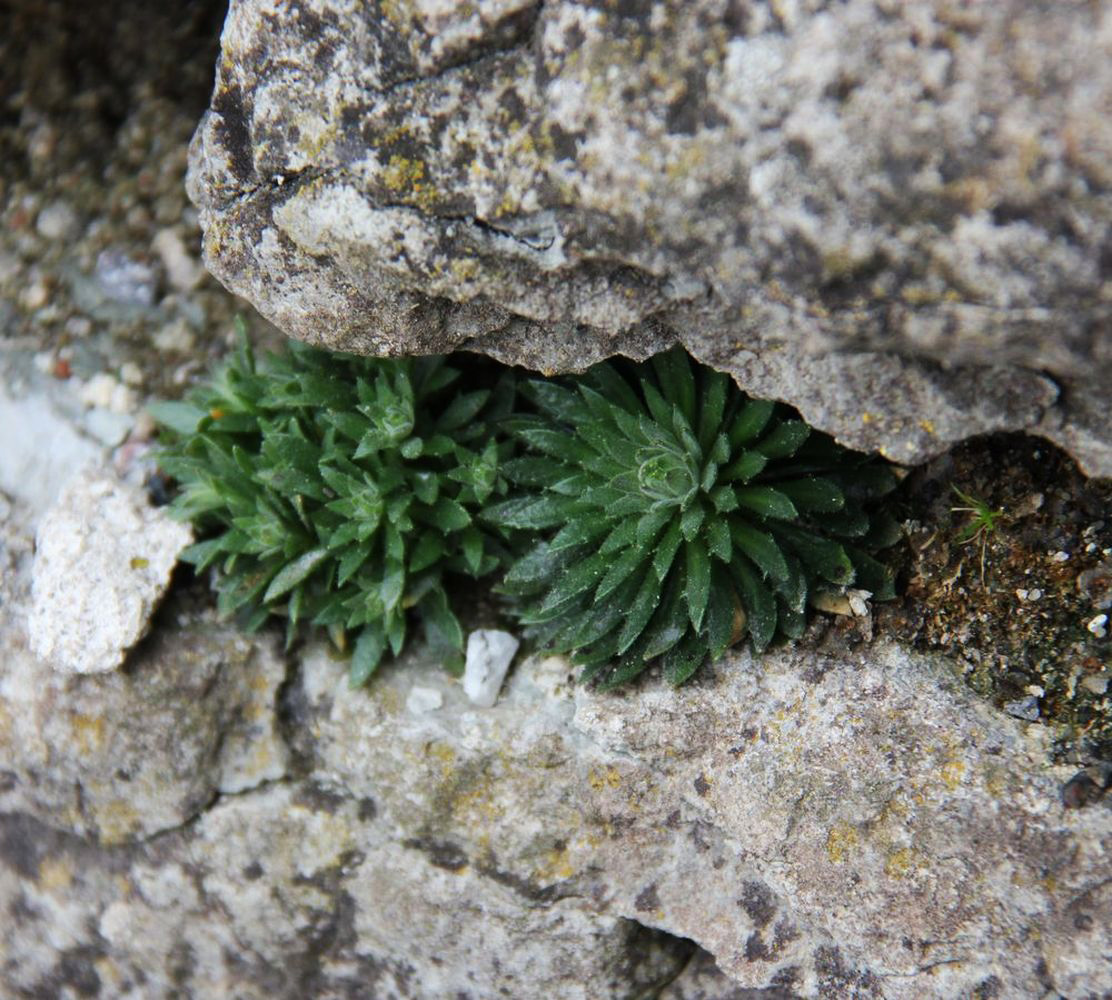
[950, 485, 1007, 584]
[150, 333, 513, 685]
[486, 348, 900, 688]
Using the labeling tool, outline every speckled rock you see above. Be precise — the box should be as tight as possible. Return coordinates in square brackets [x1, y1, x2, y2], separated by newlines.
[285, 641, 1112, 999]
[188, 0, 1111, 474]
[28, 470, 193, 674]
[1, 503, 287, 843]
[2, 620, 1110, 995]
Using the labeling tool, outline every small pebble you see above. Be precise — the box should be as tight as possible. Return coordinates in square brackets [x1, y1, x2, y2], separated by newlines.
[462, 629, 520, 708]
[1087, 614, 1108, 639]
[36, 200, 80, 240]
[1080, 674, 1109, 695]
[406, 686, 444, 714]
[154, 318, 196, 353]
[120, 361, 143, 386]
[95, 249, 157, 307]
[847, 589, 872, 618]
[64, 315, 93, 338]
[20, 279, 50, 311]
[1004, 696, 1040, 721]
[1050, 551, 1070, 563]
[152, 227, 204, 291]
[80, 372, 137, 414]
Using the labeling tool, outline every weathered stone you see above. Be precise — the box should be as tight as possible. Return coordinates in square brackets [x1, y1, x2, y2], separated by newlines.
[29, 469, 193, 674]
[188, 0, 1111, 473]
[2, 505, 287, 843]
[286, 639, 1112, 998]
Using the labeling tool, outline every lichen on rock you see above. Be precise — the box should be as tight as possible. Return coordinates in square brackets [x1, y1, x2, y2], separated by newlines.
[188, 0, 1110, 474]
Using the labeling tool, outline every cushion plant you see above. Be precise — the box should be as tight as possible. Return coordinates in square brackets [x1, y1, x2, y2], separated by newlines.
[485, 347, 900, 688]
[150, 332, 513, 685]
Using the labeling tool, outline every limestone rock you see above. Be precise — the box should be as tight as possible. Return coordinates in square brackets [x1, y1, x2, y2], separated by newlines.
[187, 0, 1111, 474]
[0, 607, 289, 844]
[3, 498, 287, 843]
[29, 469, 193, 674]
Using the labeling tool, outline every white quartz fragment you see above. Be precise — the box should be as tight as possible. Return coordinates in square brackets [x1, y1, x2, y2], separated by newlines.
[29, 469, 193, 673]
[462, 629, 519, 707]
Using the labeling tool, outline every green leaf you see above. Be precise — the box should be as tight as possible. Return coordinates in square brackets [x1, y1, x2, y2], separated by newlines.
[705, 568, 736, 659]
[596, 543, 651, 601]
[653, 520, 683, 581]
[775, 525, 855, 586]
[380, 559, 405, 612]
[729, 522, 789, 582]
[685, 538, 711, 631]
[680, 503, 705, 541]
[420, 585, 464, 653]
[846, 546, 896, 600]
[697, 370, 730, 452]
[263, 547, 328, 602]
[776, 477, 845, 513]
[350, 628, 386, 687]
[435, 389, 490, 432]
[662, 633, 706, 686]
[756, 419, 810, 459]
[706, 518, 732, 562]
[429, 497, 472, 532]
[732, 558, 777, 652]
[149, 400, 207, 436]
[640, 573, 689, 660]
[409, 532, 445, 574]
[651, 347, 696, 427]
[460, 525, 484, 575]
[616, 570, 661, 655]
[734, 486, 799, 521]
[728, 399, 775, 447]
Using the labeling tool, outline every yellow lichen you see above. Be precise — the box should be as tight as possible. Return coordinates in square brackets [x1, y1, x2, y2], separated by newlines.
[826, 822, 858, 863]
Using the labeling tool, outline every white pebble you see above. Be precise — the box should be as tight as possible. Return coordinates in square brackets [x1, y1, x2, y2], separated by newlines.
[20, 279, 49, 311]
[36, 200, 79, 240]
[462, 629, 520, 708]
[406, 686, 444, 714]
[1050, 551, 1070, 563]
[1087, 614, 1108, 639]
[152, 228, 204, 291]
[153, 318, 196, 354]
[79, 372, 137, 414]
[847, 589, 872, 618]
[119, 361, 143, 386]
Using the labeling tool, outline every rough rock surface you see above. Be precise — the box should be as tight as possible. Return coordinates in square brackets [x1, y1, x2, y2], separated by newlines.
[187, 0, 1111, 474]
[3, 513, 1109, 1000]
[28, 469, 193, 674]
[2, 511, 288, 843]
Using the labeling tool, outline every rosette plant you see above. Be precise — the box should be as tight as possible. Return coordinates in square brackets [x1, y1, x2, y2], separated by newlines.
[486, 348, 899, 688]
[151, 332, 513, 685]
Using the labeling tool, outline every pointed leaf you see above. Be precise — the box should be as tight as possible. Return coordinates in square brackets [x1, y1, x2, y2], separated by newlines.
[263, 547, 328, 602]
[685, 538, 711, 631]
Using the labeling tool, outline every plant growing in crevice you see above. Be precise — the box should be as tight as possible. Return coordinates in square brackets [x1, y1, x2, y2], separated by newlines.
[950, 485, 1007, 585]
[151, 332, 514, 685]
[486, 347, 901, 688]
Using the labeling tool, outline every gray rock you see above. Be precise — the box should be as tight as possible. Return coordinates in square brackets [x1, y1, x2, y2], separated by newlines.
[187, 0, 1111, 474]
[3, 504, 288, 842]
[29, 469, 193, 674]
